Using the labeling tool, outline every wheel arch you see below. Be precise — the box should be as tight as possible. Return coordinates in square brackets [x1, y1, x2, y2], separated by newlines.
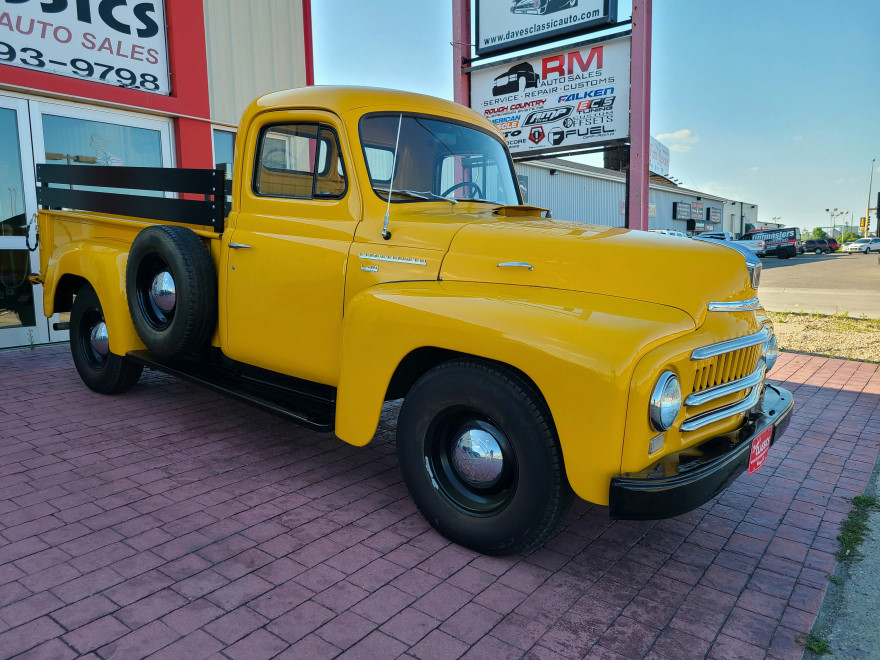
[43, 240, 145, 355]
[385, 347, 551, 417]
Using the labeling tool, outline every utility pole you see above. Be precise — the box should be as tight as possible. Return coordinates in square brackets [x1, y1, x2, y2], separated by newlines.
[867, 158, 876, 238]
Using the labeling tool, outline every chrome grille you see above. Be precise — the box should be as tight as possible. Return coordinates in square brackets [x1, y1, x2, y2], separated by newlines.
[692, 343, 763, 393]
[682, 328, 769, 433]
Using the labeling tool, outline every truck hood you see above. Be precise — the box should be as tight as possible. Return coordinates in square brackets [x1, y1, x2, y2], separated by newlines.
[439, 217, 757, 322]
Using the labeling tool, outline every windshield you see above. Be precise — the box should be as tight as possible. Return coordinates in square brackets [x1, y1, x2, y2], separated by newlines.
[359, 114, 521, 206]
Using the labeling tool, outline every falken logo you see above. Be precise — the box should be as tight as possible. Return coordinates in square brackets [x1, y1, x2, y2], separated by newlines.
[522, 106, 573, 126]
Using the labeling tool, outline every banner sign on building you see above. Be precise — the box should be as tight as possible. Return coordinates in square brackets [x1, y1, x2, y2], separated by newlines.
[0, 1, 170, 94]
[471, 35, 630, 158]
[673, 201, 691, 221]
[690, 202, 704, 220]
[649, 137, 669, 177]
[476, 0, 618, 57]
[707, 207, 721, 224]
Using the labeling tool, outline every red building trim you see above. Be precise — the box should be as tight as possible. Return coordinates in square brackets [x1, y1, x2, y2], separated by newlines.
[303, 0, 315, 86]
[164, 0, 212, 168]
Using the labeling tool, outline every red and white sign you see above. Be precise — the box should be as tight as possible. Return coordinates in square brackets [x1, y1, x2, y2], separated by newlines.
[0, 0, 169, 94]
[748, 426, 772, 475]
[471, 35, 631, 157]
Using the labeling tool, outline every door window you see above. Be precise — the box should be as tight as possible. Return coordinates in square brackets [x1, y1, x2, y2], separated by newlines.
[254, 124, 346, 199]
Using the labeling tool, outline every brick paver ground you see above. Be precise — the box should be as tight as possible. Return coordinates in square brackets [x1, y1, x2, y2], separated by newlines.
[0, 346, 878, 660]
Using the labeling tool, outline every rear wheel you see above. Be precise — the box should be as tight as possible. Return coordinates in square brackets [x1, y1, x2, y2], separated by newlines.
[70, 284, 142, 394]
[396, 359, 572, 555]
[814, 248, 822, 254]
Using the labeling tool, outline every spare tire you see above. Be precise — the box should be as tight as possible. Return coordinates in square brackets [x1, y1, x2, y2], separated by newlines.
[126, 225, 217, 358]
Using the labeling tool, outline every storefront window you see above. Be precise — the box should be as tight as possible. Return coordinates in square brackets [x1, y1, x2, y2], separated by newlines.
[0, 108, 27, 237]
[0, 249, 35, 329]
[41, 114, 164, 195]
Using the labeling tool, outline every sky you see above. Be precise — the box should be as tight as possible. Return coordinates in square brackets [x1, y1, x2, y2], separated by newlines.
[312, 0, 880, 232]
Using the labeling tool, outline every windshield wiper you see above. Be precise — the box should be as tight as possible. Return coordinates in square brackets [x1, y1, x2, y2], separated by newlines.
[373, 187, 458, 205]
[454, 196, 497, 204]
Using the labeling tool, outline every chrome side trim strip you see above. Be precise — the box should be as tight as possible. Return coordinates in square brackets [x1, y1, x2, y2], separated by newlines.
[691, 327, 770, 361]
[496, 262, 534, 270]
[681, 384, 762, 432]
[708, 297, 761, 312]
[685, 362, 766, 407]
[359, 253, 427, 266]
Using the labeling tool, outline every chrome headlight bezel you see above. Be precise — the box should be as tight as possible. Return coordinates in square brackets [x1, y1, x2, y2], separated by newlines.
[763, 332, 779, 372]
[649, 372, 682, 432]
[747, 262, 762, 289]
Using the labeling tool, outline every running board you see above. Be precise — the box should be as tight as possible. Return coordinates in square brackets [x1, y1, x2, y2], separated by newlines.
[126, 350, 335, 432]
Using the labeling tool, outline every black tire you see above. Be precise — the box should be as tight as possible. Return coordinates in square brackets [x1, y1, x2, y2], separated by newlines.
[126, 226, 217, 358]
[70, 284, 142, 394]
[776, 249, 789, 260]
[866, 248, 872, 254]
[396, 359, 573, 555]
[814, 248, 822, 255]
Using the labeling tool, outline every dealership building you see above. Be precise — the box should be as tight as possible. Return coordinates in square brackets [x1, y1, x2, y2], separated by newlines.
[0, 0, 312, 350]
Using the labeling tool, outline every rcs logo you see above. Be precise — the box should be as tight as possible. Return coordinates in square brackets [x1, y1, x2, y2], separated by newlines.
[528, 126, 545, 145]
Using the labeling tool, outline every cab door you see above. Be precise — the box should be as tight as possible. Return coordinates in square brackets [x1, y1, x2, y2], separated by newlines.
[224, 111, 360, 385]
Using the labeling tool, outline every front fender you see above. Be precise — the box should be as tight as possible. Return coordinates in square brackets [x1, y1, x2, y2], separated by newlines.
[336, 281, 694, 504]
[44, 239, 144, 355]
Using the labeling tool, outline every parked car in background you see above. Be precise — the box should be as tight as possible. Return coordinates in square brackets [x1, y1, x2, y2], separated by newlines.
[648, 229, 689, 238]
[698, 231, 733, 241]
[741, 227, 800, 259]
[825, 238, 839, 251]
[842, 237, 880, 253]
[804, 239, 831, 254]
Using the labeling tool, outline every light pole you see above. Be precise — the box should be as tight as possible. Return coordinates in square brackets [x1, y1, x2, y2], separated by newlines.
[825, 207, 841, 237]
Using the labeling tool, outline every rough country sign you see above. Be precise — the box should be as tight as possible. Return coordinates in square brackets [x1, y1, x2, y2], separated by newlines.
[476, 0, 618, 57]
[0, 0, 169, 94]
[471, 35, 630, 157]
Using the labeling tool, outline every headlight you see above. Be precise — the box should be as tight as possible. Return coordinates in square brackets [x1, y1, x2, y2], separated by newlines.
[649, 372, 682, 431]
[763, 333, 779, 372]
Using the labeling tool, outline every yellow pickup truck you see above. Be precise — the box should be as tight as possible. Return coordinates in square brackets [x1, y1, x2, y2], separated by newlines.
[34, 86, 792, 555]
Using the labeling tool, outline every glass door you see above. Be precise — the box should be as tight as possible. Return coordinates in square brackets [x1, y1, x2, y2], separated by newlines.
[0, 95, 47, 349]
[28, 100, 174, 343]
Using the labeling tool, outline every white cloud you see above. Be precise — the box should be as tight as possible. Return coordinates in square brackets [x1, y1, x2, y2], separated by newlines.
[656, 129, 698, 153]
[748, 167, 759, 172]
[793, 135, 804, 142]
[698, 182, 744, 200]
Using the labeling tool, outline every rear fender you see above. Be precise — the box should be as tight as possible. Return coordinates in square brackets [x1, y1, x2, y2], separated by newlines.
[336, 281, 694, 504]
[43, 240, 144, 355]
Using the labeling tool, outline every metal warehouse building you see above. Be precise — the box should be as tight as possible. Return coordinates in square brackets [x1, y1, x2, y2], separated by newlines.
[516, 158, 738, 233]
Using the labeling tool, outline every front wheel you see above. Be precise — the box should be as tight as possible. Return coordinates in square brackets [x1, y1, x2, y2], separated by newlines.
[866, 248, 872, 254]
[814, 248, 822, 254]
[396, 359, 573, 555]
[70, 284, 142, 394]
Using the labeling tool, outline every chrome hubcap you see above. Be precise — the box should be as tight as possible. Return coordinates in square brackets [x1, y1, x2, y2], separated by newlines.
[150, 271, 176, 312]
[451, 427, 504, 487]
[90, 321, 109, 356]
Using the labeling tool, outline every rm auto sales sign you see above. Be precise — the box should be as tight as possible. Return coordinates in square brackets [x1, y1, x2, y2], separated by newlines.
[471, 36, 630, 157]
[0, 0, 169, 95]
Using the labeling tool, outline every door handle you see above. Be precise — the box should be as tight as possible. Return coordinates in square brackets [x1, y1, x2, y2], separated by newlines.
[228, 243, 252, 249]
